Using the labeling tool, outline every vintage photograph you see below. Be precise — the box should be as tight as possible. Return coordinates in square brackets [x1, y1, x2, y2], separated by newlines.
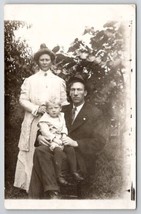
[4, 4, 136, 209]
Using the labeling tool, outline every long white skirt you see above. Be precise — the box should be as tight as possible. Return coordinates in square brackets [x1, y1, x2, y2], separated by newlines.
[14, 117, 40, 192]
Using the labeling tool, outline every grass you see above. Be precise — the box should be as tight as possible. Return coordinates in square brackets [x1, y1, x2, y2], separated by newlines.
[91, 137, 124, 199]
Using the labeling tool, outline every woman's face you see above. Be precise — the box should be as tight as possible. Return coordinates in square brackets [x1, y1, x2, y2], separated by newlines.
[38, 54, 52, 71]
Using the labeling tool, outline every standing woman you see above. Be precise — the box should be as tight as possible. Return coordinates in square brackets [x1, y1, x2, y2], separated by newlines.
[14, 44, 68, 192]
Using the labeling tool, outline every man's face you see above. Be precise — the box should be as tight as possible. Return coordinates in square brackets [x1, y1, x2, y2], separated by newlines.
[38, 54, 52, 71]
[69, 82, 87, 106]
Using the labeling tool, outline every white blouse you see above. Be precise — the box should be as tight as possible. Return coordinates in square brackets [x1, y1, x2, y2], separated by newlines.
[19, 69, 68, 115]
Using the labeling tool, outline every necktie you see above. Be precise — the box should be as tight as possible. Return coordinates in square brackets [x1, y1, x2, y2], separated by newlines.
[44, 72, 47, 76]
[71, 107, 77, 124]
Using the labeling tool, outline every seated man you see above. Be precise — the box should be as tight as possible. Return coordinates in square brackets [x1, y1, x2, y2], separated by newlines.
[28, 74, 107, 199]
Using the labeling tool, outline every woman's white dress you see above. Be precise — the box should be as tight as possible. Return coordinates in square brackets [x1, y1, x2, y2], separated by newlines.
[14, 70, 68, 192]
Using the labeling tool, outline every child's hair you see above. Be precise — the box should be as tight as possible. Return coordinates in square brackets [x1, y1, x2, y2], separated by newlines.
[46, 97, 62, 108]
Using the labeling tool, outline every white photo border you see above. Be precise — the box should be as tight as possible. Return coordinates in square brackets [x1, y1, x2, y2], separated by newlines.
[1, 0, 140, 213]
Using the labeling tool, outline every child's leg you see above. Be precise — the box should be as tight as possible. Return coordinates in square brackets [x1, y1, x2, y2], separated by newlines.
[53, 147, 69, 185]
[53, 147, 64, 178]
[64, 146, 84, 181]
[63, 146, 77, 173]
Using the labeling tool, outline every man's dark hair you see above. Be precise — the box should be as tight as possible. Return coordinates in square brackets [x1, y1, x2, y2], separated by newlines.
[67, 74, 88, 91]
[68, 80, 87, 91]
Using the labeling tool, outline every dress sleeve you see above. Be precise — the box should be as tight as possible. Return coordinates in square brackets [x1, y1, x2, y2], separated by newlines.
[19, 78, 39, 116]
[61, 113, 68, 135]
[60, 79, 69, 106]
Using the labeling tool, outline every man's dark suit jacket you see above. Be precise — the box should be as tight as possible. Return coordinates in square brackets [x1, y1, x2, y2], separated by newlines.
[29, 102, 107, 198]
[63, 102, 107, 175]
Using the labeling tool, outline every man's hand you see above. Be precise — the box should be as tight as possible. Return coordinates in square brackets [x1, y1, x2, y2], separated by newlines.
[38, 135, 50, 146]
[62, 136, 78, 147]
[38, 105, 46, 114]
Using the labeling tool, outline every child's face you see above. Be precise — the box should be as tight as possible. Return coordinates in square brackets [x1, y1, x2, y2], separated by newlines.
[47, 104, 61, 118]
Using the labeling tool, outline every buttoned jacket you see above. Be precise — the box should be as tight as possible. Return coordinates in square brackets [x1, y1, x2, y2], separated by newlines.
[63, 102, 107, 174]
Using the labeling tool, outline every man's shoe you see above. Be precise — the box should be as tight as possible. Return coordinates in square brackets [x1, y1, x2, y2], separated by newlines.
[73, 172, 84, 182]
[58, 176, 69, 185]
[48, 191, 60, 199]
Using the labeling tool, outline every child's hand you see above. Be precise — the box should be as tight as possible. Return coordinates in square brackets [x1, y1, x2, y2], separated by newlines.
[50, 143, 57, 151]
[53, 138, 62, 145]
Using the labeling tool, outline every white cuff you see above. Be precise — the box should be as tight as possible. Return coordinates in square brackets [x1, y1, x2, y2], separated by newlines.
[32, 106, 39, 116]
[74, 141, 78, 147]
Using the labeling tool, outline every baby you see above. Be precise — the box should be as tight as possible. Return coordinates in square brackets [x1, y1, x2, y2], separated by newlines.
[38, 98, 84, 185]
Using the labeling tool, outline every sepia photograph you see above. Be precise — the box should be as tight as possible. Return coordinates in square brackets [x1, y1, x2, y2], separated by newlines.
[4, 4, 136, 209]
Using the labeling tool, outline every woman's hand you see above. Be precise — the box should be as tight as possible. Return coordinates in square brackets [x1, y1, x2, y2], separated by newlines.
[38, 135, 50, 146]
[62, 136, 78, 147]
[38, 105, 46, 114]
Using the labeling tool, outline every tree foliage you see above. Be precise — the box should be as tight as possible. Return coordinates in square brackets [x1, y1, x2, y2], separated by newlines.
[5, 21, 34, 96]
[52, 22, 126, 123]
[5, 20, 127, 129]
[5, 21, 34, 125]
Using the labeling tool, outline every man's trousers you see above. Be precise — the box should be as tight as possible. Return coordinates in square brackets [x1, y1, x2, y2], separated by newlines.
[28, 145, 61, 199]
